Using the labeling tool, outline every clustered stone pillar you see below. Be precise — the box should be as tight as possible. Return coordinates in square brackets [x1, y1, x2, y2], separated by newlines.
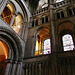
[16, 61, 22, 75]
[4, 59, 23, 75]
[4, 59, 12, 75]
[49, 1, 58, 75]
[11, 60, 17, 75]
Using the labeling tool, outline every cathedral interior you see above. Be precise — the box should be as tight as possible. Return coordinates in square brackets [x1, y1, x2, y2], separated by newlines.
[0, 0, 75, 75]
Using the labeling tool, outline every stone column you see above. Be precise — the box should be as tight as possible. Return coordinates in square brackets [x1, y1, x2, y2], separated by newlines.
[11, 60, 17, 75]
[31, 35, 36, 56]
[16, 61, 22, 75]
[18, 23, 23, 37]
[34, 19, 36, 27]
[39, 63, 41, 75]
[29, 64, 32, 75]
[31, 63, 34, 75]
[39, 17, 42, 25]
[35, 63, 38, 75]
[64, 9, 68, 17]
[49, 5, 56, 53]
[22, 22, 28, 40]
[26, 64, 29, 75]
[49, 4, 58, 75]
[4, 59, 12, 75]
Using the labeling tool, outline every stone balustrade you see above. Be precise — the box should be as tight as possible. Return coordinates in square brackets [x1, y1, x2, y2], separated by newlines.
[32, 7, 48, 16]
[22, 51, 75, 75]
[53, 0, 75, 8]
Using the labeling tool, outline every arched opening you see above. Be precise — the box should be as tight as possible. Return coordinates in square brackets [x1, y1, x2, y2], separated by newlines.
[61, 11, 64, 18]
[32, 20, 34, 27]
[0, 41, 8, 62]
[62, 34, 74, 51]
[1, 3, 15, 25]
[42, 17, 44, 24]
[12, 14, 23, 33]
[57, 13, 60, 19]
[1, 3, 23, 34]
[68, 9, 72, 16]
[35, 20, 38, 26]
[45, 16, 48, 23]
[35, 27, 51, 56]
[58, 22, 74, 51]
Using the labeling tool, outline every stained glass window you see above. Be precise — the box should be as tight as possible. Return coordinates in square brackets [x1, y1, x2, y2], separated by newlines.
[43, 39, 51, 54]
[62, 34, 74, 51]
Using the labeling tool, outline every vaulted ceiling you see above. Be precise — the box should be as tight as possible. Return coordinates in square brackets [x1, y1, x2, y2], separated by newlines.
[25, 0, 40, 11]
[25, 0, 48, 12]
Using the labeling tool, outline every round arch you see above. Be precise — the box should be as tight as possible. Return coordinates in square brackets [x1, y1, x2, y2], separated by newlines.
[1, 2, 15, 25]
[58, 21, 74, 34]
[57, 21, 75, 52]
[0, 27, 23, 61]
[7, 1, 16, 12]
[34, 26, 51, 56]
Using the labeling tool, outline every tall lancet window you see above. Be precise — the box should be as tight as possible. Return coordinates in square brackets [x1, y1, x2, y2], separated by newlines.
[62, 34, 74, 51]
[43, 39, 51, 54]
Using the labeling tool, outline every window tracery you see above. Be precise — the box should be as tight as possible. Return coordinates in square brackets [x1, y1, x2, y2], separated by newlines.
[1, 3, 23, 34]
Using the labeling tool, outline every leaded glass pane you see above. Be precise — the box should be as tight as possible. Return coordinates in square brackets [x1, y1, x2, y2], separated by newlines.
[64, 45, 74, 51]
[62, 34, 74, 51]
[43, 39, 51, 54]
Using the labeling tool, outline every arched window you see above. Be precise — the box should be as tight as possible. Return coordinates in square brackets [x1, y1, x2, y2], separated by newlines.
[35, 28, 51, 56]
[68, 9, 72, 16]
[1, 4, 14, 25]
[32, 21, 34, 27]
[35, 20, 38, 26]
[42, 17, 44, 24]
[45, 16, 48, 23]
[57, 13, 60, 19]
[43, 39, 51, 54]
[1, 3, 23, 34]
[12, 14, 22, 33]
[61, 11, 64, 18]
[62, 34, 74, 51]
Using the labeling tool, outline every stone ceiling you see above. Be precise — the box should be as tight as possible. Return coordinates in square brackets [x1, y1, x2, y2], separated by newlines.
[25, 0, 40, 11]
